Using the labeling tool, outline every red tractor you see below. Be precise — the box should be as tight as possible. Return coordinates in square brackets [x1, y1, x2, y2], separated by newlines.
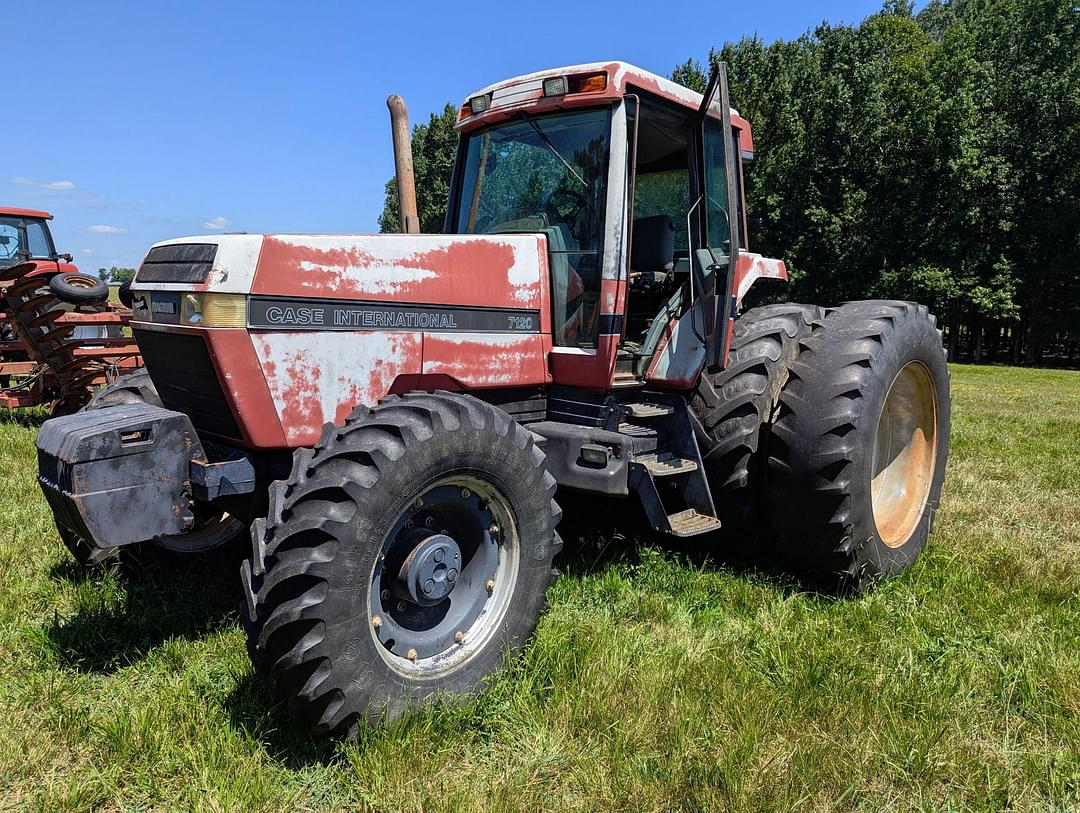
[1, 206, 141, 411]
[36, 62, 950, 734]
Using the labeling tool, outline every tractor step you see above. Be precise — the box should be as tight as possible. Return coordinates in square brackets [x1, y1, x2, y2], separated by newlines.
[624, 402, 675, 419]
[666, 509, 722, 537]
[623, 393, 720, 538]
[636, 452, 698, 476]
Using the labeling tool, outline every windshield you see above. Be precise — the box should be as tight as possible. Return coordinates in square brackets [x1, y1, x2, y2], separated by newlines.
[454, 108, 610, 250]
[0, 218, 20, 265]
[454, 108, 612, 347]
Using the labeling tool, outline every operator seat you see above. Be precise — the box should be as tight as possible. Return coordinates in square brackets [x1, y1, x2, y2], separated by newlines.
[625, 215, 677, 348]
[629, 215, 676, 277]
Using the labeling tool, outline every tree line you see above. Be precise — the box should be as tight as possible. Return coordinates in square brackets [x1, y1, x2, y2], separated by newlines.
[381, 0, 1080, 367]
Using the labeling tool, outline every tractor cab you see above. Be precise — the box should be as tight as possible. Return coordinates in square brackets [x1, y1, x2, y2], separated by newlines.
[450, 61, 772, 390]
[0, 207, 62, 270]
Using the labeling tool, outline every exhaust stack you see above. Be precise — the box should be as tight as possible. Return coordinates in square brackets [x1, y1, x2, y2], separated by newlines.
[387, 94, 420, 234]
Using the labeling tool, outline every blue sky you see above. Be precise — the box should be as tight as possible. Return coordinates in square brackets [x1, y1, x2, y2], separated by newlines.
[6, 0, 889, 272]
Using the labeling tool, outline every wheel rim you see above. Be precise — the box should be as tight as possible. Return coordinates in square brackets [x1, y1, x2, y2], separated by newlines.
[155, 511, 243, 553]
[368, 474, 520, 677]
[66, 275, 99, 289]
[871, 361, 938, 548]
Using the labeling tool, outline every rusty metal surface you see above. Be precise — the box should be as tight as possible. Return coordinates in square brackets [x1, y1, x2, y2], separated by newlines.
[388, 94, 420, 234]
[1, 258, 142, 411]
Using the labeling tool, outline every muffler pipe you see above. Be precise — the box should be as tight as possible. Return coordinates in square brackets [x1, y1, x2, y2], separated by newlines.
[387, 94, 420, 234]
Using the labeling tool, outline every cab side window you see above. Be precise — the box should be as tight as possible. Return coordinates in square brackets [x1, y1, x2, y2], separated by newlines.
[702, 118, 732, 257]
[25, 221, 53, 258]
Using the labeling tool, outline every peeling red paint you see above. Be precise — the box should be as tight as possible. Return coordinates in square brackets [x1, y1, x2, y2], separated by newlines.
[253, 234, 543, 309]
[733, 252, 788, 304]
[422, 334, 548, 388]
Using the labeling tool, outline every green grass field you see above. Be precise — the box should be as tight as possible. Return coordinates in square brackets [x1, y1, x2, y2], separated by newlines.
[0, 364, 1077, 811]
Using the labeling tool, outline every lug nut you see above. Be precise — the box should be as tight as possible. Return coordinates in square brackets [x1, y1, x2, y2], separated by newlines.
[397, 601, 406, 612]
[372, 615, 382, 629]
[461, 488, 471, 499]
[406, 648, 418, 661]
[489, 523, 500, 536]
[454, 630, 465, 644]
[424, 578, 435, 594]
[486, 579, 496, 593]
[447, 568, 458, 583]
[434, 548, 444, 563]
[381, 589, 392, 602]
[413, 498, 424, 509]
[425, 516, 435, 528]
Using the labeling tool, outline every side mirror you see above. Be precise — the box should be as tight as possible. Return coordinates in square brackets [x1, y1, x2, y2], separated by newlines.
[59, 253, 74, 263]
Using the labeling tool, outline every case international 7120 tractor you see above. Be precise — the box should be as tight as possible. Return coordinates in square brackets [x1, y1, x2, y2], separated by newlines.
[36, 62, 950, 735]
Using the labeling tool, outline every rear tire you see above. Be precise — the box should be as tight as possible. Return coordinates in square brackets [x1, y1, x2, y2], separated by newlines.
[241, 391, 562, 735]
[767, 300, 950, 591]
[690, 303, 823, 535]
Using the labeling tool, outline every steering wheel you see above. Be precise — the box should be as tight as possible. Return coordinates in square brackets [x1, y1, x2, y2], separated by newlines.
[546, 188, 596, 244]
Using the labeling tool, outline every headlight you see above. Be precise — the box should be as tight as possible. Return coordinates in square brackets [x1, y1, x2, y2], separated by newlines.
[129, 291, 246, 328]
[182, 293, 246, 327]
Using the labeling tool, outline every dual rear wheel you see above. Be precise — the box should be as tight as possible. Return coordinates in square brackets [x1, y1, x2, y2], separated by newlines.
[693, 300, 951, 591]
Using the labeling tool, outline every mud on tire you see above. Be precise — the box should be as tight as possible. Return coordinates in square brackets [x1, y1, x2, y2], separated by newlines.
[690, 303, 823, 535]
[767, 300, 951, 591]
[240, 391, 562, 735]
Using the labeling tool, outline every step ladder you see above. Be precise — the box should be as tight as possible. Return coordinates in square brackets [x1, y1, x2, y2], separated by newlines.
[623, 398, 721, 538]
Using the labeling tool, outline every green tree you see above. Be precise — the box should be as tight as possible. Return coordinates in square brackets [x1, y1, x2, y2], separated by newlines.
[375, 0, 1080, 365]
[99, 266, 136, 284]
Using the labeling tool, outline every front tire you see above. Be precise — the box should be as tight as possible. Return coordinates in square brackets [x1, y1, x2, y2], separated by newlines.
[767, 301, 950, 591]
[241, 391, 562, 735]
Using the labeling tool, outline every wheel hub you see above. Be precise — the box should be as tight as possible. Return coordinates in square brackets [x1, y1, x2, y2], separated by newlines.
[369, 480, 514, 666]
[396, 533, 461, 606]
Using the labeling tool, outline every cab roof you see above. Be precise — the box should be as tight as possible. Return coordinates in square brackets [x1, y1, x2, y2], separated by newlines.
[456, 60, 752, 152]
[0, 206, 52, 220]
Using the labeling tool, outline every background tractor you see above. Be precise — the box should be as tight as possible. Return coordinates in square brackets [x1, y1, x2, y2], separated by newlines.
[35, 61, 950, 735]
[0, 207, 141, 412]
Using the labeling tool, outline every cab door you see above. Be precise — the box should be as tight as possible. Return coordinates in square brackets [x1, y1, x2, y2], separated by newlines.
[695, 63, 743, 371]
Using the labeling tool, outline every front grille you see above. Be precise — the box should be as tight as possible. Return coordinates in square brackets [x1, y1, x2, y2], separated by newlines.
[137, 243, 217, 283]
[134, 329, 241, 439]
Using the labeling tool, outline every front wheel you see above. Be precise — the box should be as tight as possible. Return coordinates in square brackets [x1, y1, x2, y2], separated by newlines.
[241, 391, 562, 734]
[767, 301, 951, 591]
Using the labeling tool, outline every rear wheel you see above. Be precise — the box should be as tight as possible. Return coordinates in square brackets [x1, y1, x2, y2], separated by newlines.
[767, 301, 950, 591]
[241, 391, 562, 734]
[690, 303, 823, 535]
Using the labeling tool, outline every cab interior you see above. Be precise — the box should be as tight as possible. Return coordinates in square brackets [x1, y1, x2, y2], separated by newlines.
[617, 95, 696, 379]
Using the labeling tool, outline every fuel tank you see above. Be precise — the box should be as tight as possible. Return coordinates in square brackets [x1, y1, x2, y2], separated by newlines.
[128, 234, 554, 448]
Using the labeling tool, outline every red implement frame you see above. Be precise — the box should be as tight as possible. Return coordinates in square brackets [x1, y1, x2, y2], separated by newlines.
[0, 262, 141, 411]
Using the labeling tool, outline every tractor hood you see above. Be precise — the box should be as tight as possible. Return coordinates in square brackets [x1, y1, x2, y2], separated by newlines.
[129, 233, 553, 448]
[132, 233, 546, 305]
